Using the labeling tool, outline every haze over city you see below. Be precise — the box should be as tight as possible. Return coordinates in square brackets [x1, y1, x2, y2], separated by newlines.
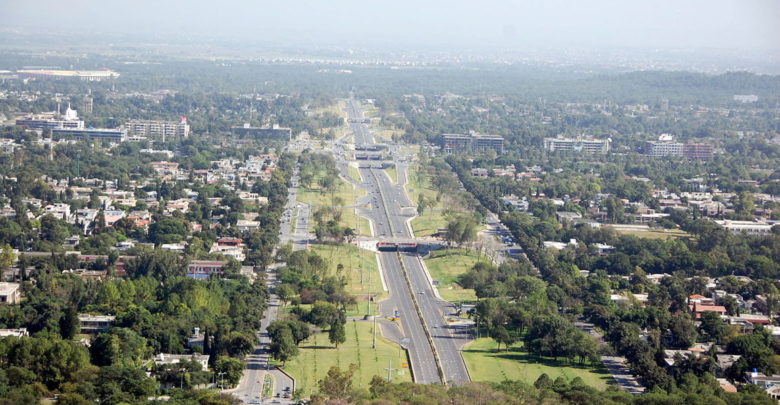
[2, 0, 779, 52]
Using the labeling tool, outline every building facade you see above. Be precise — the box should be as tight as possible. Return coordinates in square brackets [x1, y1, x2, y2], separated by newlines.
[544, 137, 610, 153]
[230, 124, 292, 141]
[125, 118, 190, 141]
[0, 282, 21, 305]
[442, 132, 504, 154]
[16, 106, 84, 130]
[683, 143, 714, 160]
[53, 127, 127, 142]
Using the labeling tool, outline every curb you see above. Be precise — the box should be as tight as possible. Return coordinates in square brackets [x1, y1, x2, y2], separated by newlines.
[275, 367, 296, 394]
[415, 255, 442, 300]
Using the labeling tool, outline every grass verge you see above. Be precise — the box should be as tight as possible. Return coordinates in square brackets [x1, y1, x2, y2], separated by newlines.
[462, 338, 613, 389]
[424, 248, 485, 303]
[310, 243, 387, 313]
[280, 321, 411, 398]
[296, 173, 370, 236]
[405, 165, 448, 237]
[384, 167, 398, 184]
[348, 166, 362, 183]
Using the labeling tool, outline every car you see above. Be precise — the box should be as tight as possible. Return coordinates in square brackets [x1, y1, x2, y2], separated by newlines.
[284, 387, 291, 392]
[419, 291, 425, 295]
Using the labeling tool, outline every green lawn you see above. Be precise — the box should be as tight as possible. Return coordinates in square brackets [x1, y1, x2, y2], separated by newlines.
[296, 174, 371, 237]
[280, 321, 411, 397]
[462, 338, 613, 389]
[424, 248, 483, 304]
[384, 167, 398, 183]
[614, 228, 691, 240]
[310, 244, 386, 313]
[348, 166, 362, 183]
[405, 165, 448, 237]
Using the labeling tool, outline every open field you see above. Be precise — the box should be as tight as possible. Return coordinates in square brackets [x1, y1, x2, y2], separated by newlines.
[424, 248, 481, 303]
[280, 321, 411, 397]
[296, 173, 371, 236]
[361, 103, 380, 118]
[611, 227, 691, 240]
[310, 243, 387, 312]
[310, 101, 349, 138]
[462, 338, 613, 388]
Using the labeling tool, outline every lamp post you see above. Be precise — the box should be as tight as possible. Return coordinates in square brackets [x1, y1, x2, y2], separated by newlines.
[217, 371, 226, 390]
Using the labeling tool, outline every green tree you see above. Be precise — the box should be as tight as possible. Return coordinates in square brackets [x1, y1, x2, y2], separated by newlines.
[213, 357, 244, 388]
[318, 364, 357, 401]
[0, 244, 14, 281]
[59, 306, 80, 340]
[328, 319, 347, 348]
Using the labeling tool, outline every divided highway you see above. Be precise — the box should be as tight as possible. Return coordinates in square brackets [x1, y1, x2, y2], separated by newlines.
[342, 99, 471, 385]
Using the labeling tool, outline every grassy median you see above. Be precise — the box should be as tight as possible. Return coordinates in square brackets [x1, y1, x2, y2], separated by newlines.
[462, 338, 613, 389]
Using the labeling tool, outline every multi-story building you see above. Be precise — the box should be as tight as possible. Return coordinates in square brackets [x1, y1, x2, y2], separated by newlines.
[125, 118, 190, 141]
[16, 106, 84, 130]
[683, 143, 714, 160]
[644, 136, 713, 160]
[187, 260, 228, 280]
[53, 127, 127, 142]
[442, 132, 504, 154]
[230, 124, 292, 141]
[645, 141, 684, 157]
[17, 69, 120, 81]
[78, 314, 115, 333]
[543, 137, 610, 153]
[714, 220, 775, 235]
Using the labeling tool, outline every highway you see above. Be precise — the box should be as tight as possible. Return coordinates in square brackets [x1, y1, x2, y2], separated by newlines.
[341, 99, 471, 385]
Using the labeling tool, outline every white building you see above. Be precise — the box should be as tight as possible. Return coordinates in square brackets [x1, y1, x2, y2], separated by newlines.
[0, 283, 22, 305]
[544, 137, 610, 153]
[714, 220, 775, 235]
[125, 118, 190, 141]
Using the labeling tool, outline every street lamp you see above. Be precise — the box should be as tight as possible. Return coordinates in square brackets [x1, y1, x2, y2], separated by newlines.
[217, 371, 226, 390]
[179, 367, 186, 390]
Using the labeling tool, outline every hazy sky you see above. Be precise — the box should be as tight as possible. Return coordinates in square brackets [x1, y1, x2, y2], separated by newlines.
[1, 0, 779, 51]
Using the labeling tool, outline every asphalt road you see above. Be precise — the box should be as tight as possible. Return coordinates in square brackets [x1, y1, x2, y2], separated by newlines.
[343, 99, 471, 385]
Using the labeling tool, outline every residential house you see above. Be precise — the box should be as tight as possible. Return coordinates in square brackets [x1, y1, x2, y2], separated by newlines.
[78, 314, 115, 333]
[0, 283, 21, 304]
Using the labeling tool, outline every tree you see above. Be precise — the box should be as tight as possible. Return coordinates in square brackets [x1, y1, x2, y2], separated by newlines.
[213, 357, 244, 388]
[59, 306, 80, 340]
[318, 364, 357, 401]
[226, 332, 255, 357]
[492, 325, 516, 351]
[268, 324, 298, 364]
[328, 319, 347, 348]
[417, 194, 428, 216]
[666, 313, 698, 349]
[275, 284, 295, 306]
[699, 311, 726, 343]
[306, 301, 341, 328]
[445, 214, 478, 247]
[0, 244, 14, 281]
[90, 328, 149, 367]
